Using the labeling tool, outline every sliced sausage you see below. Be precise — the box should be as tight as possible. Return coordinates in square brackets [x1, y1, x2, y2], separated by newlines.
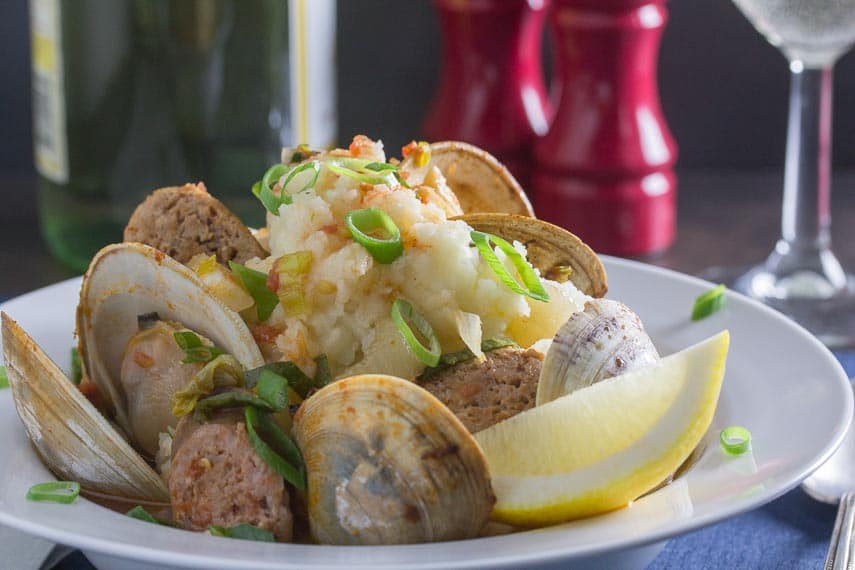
[124, 183, 267, 264]
[169, 410, 293, 541]
[417, 347, 543, 433]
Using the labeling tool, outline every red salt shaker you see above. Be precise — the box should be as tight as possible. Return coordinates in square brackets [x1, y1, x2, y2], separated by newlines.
[423, 0, 551, 187]
[533, 0, 677, 256]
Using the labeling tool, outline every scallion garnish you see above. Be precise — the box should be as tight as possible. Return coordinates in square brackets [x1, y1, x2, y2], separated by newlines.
[256, 369, 289, 410]
[692, 284, 726, 321]
[720, 426, 751, 455]
[228, 261, 279, 321]
[363, 162, 398, 172]
[244, 406, 306, 490]
[173, 331, 225, 364]
[345, 208, 404, 264]
[70, 347, 82, 385]
[471, 231, 549, 302]
[193, 390, 276, 422]
[0, 366, 7, 389]
[419, 337, 518, 380]
[253, 164, 288, 214]
[127, 505, 178, 527]
[253, 161, 321, 215]
[327, 162, 394, 186]
[391, 299, 441, 367]
[209, 523, 275, 542]
[279, 161, 321, 204]
[245, 355, 330, 399]
[26, 481, 80, 504]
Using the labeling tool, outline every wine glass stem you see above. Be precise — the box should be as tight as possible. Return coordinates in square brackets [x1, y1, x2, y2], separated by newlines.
[781, 63, 832, 254]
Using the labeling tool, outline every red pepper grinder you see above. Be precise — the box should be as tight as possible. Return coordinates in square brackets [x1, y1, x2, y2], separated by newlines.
[423, 0, 551, 187]
[533, 0, 677, 256]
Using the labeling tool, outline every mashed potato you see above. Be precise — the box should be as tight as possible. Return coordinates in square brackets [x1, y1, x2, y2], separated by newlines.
[246, 136, 588, 379]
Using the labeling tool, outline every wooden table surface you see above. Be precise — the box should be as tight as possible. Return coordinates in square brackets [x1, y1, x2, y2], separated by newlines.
[2, 170, 855, 297]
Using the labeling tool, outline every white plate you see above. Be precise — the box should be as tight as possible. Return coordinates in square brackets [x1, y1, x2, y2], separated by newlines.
[0, 257, 850, 570]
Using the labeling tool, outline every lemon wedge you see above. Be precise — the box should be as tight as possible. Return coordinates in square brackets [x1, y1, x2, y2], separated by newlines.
[474, 330, 730, 526]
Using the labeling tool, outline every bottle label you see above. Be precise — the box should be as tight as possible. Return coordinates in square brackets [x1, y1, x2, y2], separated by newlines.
[289, 0, 337, 148]
[30, 0, 68, 184]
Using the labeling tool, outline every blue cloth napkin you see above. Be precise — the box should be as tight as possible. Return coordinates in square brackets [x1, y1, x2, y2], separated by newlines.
[649, 350, 855, 569]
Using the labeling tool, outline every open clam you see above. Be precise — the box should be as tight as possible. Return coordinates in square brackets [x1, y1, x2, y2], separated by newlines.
[457, 213, 608, 298]
[401, 141, 535, 217]
[2, 242, 265, 501]
[293, 374, 495, 545]
[3, 313, 169, 501]
[78, 243, 265, 449]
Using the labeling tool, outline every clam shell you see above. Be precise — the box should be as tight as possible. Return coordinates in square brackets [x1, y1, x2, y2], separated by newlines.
[77, 242, 265, 444]
[404, 141, 535, 217]
[2, 313, 169, 501]
[536, 299, 660, 406]
[293, 374, 495, 545]
[456, 213, 608, 298]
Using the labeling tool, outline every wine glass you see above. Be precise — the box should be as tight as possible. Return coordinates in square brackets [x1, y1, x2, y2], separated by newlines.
[721, 0, 855, 347]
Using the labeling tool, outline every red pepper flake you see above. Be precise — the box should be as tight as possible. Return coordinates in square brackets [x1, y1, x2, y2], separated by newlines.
[132, 351, 155, 368]
[348, 134, 374, 157]
[251, 324, 282, 344]
[266, 267, 280, 293]
[401, 141, 418, 158]
[78, 379, 105, 411]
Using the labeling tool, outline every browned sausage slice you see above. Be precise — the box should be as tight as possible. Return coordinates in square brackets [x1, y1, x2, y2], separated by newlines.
[417, 347, 543, 434]
[124, 183, 267, 264]
[169, 411, 293, 541]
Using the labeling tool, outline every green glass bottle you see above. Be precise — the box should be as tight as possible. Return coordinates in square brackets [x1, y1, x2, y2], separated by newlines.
[29, 0, 336, 271]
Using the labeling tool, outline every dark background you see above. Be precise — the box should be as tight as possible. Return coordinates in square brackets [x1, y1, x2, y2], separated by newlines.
[3, 1, 855, 175]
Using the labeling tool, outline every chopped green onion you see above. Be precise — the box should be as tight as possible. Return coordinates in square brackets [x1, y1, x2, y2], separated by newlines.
[692, 284, 726, 321]
[256, 369, 289, 411]
[244, 406, 306, 490]
[314, 354, 331, 389]
[194, 390, 276, 422]
[70, 348, 82, 385]
[252, 164, 287, 214]
[252, 181, 281, 215]
[471, 231, 549, 302]
[345, 208, 404, 264]
[393, 171, 412, 189]
[173, 331, 225, 364]
[391, 299, 441, 367]
[26, 481, 80, 504]
[253, 161, 321, 215]
[272, 251, 313, 317]
[419, 337, 518, 380]
[0, 366, 7, 390]
[279, 160, 321, 204]
[228, 261, 279, 321]
[209, 523, 275, 542]
[720, 426, 751, 456]
[244, 355, 329, 399]
[127, 506, 177, 527]
[363, 162, 398, 172]
[327, 162, 394, 186]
